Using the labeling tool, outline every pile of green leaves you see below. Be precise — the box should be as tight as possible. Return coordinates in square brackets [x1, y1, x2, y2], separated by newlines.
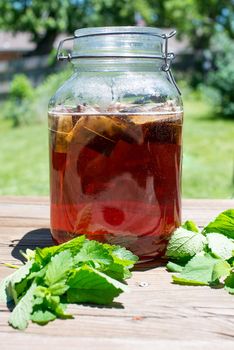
[166, 209, 234, 293]
[0, 236, 138, 330]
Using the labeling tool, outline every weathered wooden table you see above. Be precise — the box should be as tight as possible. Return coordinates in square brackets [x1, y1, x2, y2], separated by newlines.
[0, 197, 234, 349]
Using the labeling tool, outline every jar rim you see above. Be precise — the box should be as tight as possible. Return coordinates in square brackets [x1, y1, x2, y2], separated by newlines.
[74, 26, 164, 38]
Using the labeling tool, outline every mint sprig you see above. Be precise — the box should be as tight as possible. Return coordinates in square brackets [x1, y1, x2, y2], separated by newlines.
[9, 283, 37, 330]
[67, 265, 127, 305]
[166, 209, 234, 293]
[0, 236, 138, 329]
[165, 227, 206, 261]
[203, 209, 234, 238]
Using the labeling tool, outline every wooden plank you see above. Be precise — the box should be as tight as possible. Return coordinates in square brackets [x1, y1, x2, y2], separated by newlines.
[0, 227, 52, 265]
[1, 334, 233, 350]
[0, 196, 49, 204]
[182, 199, 234, 226]
[1, 310, 234, 349]
[0, 197, 233, 228]
[1, 266, 233, 316]
[0, 199, 50, 227]
[0, 197, 233, 227]
[0, 311, 234, 341]
[1, 265, 234, 341]
[0, 196, 233, 207]
[0, 198, 233, 348]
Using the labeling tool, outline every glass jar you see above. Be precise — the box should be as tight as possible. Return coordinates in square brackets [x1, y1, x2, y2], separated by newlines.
[48, 27, 183, 260]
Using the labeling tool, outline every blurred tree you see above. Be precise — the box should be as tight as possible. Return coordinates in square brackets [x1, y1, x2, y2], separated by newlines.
[0, 0, 233, 65]
[157, 0, 234, 85]
[157, 0, 234, 45]
[0, 0, 153, 55]
[0, 0, 71, 55]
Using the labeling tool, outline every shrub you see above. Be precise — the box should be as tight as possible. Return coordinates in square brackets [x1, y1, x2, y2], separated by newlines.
[2, 68, 72, 127]
[10, 74, 33, 100]
[206, 33, 234, 118]
[34, 68, 72, 123]
[6, 74, 34, 127]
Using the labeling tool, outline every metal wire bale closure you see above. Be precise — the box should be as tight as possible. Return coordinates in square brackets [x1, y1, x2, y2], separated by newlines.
[56, 30, 181, 94]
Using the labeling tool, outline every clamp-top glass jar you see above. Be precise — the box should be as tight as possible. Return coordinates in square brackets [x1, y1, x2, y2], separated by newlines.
[48, 27, 183, 260]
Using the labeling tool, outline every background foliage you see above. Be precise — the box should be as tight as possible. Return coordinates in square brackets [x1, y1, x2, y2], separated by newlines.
[0, 1, 233, 55]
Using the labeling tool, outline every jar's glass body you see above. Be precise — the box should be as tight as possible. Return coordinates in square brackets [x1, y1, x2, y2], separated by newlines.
[48, 27, 183, 260]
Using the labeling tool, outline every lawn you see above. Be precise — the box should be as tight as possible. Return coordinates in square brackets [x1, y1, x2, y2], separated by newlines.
[183, 98, 234, 198]
[0, 97, 233, 198]
[0, 120, 49, 195]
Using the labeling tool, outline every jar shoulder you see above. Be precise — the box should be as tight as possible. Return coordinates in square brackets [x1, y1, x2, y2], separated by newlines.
[49, 71, 183, 112]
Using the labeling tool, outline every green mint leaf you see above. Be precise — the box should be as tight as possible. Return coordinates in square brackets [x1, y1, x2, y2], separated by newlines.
[182, 220, 199, 232]
[8, 283, 36, 330]
[34, 247, 50, 265]
[32, 289, 71, 319]
[207, 233, 234, 260]
[0, 275, 14, 303]
[166, 227, 206, 261]
[53, 303, 73, 319]
[211, 260, 231, 282]
[43, 295, 72, 319]
[46, 295, 60, 308]
[67, 265, 128, 305]
[13, 278, 29, 300]
[27, 265, 47, 281]
[103, 263, 131, 281]
[10, 261, 36, 287]
[45, 250, 73, 286]
[33, 297, 44, 305]
[48, 282, 69, 296]
[33, 289, 59, 309]
[172, 253, 222, 285]
[9, 260, 34, 286]
[104, 244, 138, 267]
[35, 236, 86, 265]
[74, 240, 113, 267]
[166, 261, 185, 273]
[33, 286, 48, 299]
[56, 235, 86, 253]
[172, 275, 206, 286]
[224, 271, 234, 294]
[20, 248, 35, 261]
[31, 310, 56, 325]
[203, 209, 234, 239]
[1, 260, 36, 304]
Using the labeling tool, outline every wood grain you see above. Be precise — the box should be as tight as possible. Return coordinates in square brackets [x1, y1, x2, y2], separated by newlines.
[0, 197, 233, 349]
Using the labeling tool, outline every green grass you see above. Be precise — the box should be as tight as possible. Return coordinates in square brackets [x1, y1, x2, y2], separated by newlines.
[0, 97, 233, 198]
[183, 99, 234, 198]
[0, 120, 49, 195]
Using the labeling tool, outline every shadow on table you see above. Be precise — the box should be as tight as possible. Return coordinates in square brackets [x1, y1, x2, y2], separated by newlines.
[10, 228, 53, 263]
[134, 258, 166, 271]
[10, 228, 166, 270]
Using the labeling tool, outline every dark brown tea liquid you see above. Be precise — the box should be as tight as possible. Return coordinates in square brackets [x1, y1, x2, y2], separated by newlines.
[49, 112, 182, 260]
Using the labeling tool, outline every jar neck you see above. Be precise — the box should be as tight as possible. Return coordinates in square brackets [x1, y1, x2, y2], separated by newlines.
[73, 58, 164, 73]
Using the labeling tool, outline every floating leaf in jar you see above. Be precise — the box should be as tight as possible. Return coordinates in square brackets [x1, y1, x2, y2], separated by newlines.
[66, 115, 137, 156]
[66, 116, 90, 145]
[54, 115, 73, 153]
[73, 204, 93, 234]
